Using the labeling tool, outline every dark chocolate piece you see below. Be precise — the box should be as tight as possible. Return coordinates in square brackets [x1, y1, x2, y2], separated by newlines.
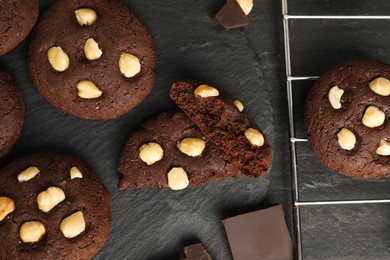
[223, 205, 293, 260]
[214, 0, 249, 30]
[305, 60, 390, 178]
[183, 243, 213, 260]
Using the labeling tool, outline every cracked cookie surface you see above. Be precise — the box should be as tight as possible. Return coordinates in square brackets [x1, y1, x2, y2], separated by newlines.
[0, 153, 112, 259]
[29, 0, 156, 119]
[0, 0, 38, 56]
[305, 60, 390, 178]
[118, 111, 240, 190]
[0, 70, 24, 159]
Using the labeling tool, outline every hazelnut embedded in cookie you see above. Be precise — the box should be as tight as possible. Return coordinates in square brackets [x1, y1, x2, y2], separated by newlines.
[177, 138, 206, 157]
[369, 77, 390, 96]
[20, 221, 46, 243]
[337, 128, 356, 150]
[0, 197, 15, 221]
[70, 167, 83, 179]
[376, 139, 390, 156]
[328, 86, 344, 109]
[75, 8, 97, 26]
[84, 38, 103, 60]
[139, 142, 164, 166]
[362, 106, 385, 128]
[245, 128, 264, 147]
[60, 211, 86, 239]
[194, 85, 219, 98]
[37, 187, 66, 213]
[17, 166, 40, 182]
[234, 100, 244, 112]
[47, 46, 70, 72]
[76, 80, 103, 99]
[167, 167, 189, 190]
[119, 53, 141, 78]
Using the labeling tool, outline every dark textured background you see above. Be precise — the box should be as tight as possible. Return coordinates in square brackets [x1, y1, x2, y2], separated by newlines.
[1, 0, 390, 259]
[0, 0, 277, 259]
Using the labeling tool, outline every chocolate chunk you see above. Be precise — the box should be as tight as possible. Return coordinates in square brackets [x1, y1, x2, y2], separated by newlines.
[214, 0, 250, 30]
[183, 243, 213, 260]
[223, 205, 293, 260]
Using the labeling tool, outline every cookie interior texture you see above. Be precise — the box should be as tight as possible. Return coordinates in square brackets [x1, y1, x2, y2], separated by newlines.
[170, 81, 272, 178]
[29, 0, 156, 119]
[118, 111, 240, 190]
[305, 60, 390, 178]
[0, 153, 112, 259]
[0, 70, 24, 159]
[0, 0, 39, 56]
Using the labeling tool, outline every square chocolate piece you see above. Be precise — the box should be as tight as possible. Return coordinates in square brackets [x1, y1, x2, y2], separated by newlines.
[183, 243, 213, 260]
[214, 0, 250, 30]
[223, 205, 294, 260]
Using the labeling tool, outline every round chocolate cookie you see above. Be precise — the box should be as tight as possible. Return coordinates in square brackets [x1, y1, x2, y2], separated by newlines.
[29, 0, 156, 119]
[0, 0, 38, 56]
[0, 70, 24, 159]
[170, 81, 272, 178]
[118, 111, 240, 190]
[0, 153, 112, 259]
[305, 60, 390, 178]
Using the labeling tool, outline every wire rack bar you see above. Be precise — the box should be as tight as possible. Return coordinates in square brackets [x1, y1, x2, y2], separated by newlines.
[282, 0, 303, 259]
[291, 138, 308, 143]
[296, 199, 390, 207]
[284, 15, 390, 20]
[288, 76, 319, 81]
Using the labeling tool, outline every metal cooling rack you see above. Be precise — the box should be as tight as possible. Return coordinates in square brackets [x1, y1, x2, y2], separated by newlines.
[281, 1, 390, 259]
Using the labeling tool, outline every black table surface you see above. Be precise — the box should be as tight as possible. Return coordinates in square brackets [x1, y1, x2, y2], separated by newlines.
[1, 0, 389, 259]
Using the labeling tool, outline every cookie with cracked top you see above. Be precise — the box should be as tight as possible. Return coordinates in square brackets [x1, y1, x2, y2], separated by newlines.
[305, 60, 390, 178]
[0, 153, 112, 259]
[29, 0, 156, 119]
[170, 81, 272, 178]
[0, 70, 24, 159]
[0, 0, 38, 56]
[117, 111, 240, 190]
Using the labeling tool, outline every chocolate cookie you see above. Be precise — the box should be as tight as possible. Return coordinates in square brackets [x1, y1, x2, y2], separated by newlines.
[0, 0, 38, 56]
[29, 0, 156, 119]
[0, 70, 24, 159]
[0, 153, 112, 259]
[305, 60, 390, 178]
[117, 111, 240, 190]
[170, 81, 272, 178]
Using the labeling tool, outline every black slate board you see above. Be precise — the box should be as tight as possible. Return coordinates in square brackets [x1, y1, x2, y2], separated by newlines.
[0, 0, 274, 259]
[5, 0, 389, 259]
